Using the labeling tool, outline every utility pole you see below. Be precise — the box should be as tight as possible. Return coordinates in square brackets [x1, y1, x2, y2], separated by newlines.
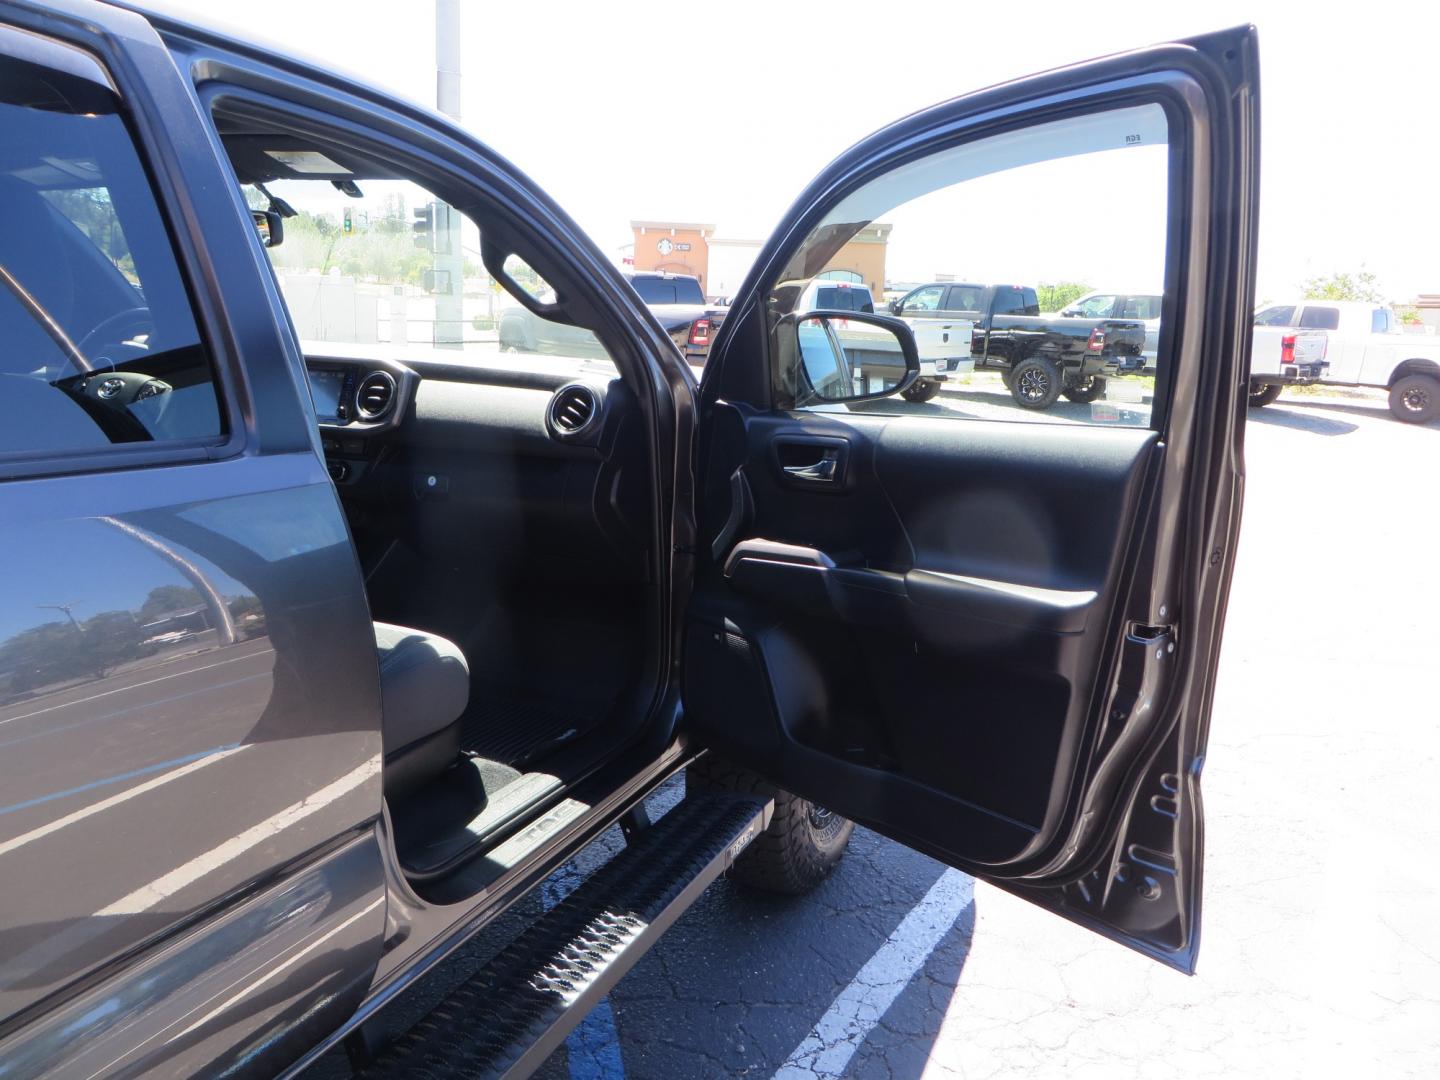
[433, 0, 464, 349]
[38, 602, 84, 633]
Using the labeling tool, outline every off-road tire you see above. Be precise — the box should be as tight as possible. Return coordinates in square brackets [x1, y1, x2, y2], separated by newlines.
[901, 378, 942, 403]
[1008, 357, 1063, 409]
[686, 757, 854, 894]
[1388, 373, 1440, 423]
[1061, 376, 1106, 404]
[1248, 381, 1283, 407]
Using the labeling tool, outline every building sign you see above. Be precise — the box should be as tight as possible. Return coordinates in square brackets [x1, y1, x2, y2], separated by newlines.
[656, 238, 694, 255]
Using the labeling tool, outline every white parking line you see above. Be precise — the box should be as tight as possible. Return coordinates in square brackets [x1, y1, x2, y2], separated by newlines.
[775, 869, 974, 1079]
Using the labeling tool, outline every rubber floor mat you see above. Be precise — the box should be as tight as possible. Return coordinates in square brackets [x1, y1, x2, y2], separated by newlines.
[460, 693, 602, 767]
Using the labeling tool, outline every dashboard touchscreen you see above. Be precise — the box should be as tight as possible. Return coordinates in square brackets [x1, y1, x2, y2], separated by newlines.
[308, 368, 347, 421]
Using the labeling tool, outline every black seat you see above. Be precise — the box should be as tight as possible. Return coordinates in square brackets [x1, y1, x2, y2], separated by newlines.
[375, 622, 469, 800]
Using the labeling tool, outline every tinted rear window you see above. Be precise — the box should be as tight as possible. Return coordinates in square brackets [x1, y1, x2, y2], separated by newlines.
[632, 276, 704, 305]
[814, 286, 874, 313]
[993, 287, 1039, 316]
[1299, 307, 1340, 330]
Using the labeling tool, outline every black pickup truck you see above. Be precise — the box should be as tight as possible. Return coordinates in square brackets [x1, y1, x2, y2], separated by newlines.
[889, 282, 1146, 409]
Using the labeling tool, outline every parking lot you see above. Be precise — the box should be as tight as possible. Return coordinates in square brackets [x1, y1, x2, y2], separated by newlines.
[316, 386, 1439, 1080]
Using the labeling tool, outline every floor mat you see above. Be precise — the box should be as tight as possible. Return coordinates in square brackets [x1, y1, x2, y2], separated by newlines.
[460, 691, 605, 768]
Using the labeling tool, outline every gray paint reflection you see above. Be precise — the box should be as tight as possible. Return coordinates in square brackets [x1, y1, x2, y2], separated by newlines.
[0, 475, 382, 1029]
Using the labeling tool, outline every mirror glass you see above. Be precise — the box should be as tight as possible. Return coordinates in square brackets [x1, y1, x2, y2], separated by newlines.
[251, 209, 282, 248]
[797, 314, 913, 404]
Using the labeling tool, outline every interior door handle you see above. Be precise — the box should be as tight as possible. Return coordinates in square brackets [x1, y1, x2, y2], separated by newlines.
[783, 457, 837, 482]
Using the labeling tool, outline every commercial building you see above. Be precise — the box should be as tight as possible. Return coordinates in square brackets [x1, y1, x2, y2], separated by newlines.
[629, 220, 892, 303]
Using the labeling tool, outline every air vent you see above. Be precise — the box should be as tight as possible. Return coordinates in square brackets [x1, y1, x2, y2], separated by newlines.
[355, 371, 396, 420]
[547, 383, 600, 439]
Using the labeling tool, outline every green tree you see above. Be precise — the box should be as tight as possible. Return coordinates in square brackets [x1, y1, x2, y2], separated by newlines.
[138, 584, 204, 624]
[1036, 282, 1091, 313]
[1302, 270, 1383, 303]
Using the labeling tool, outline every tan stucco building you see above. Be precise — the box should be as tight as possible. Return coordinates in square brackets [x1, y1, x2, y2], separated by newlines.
[630, 220, 891, 302]
[630, 221, 715, 293]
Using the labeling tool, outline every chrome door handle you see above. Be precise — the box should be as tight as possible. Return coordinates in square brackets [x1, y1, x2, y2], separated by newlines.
[783, 457, 837, 482]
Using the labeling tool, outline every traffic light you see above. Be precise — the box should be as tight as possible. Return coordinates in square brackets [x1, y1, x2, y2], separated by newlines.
[412, 203, 434, 251]
[342, 207, 353, 234]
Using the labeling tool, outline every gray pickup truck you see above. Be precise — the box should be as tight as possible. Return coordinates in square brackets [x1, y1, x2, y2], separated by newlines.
[0, 7, 1259, 1078]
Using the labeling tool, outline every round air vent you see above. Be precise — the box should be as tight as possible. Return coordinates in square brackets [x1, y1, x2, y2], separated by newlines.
[355, 371, 397, 420]
[546, 383, 601, 440]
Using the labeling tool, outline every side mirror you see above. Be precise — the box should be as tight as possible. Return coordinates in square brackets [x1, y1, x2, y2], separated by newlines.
[887, 298, 902, 315]
[252, 209, 283, 248]
[785, 310, 920, 405]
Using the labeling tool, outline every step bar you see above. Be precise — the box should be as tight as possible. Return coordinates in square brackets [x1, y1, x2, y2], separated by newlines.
[362, 792, 772, 1079]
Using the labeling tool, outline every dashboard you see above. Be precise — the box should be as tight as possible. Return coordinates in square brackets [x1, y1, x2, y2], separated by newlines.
[302, 351, 647, 584]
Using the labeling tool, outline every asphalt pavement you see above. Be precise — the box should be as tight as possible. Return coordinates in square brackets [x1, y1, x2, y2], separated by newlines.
[324, 383, 1440, 1079]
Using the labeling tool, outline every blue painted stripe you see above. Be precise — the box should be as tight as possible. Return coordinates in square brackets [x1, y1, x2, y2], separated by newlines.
[540, 870, 627, 1080]
[0, 744, 239, 817]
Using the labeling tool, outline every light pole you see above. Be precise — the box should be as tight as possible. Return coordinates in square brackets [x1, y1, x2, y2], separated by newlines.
[433, 0, 464, 349]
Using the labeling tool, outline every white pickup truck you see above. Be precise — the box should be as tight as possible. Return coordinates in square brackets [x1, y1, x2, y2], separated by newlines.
[1248, 325, 1330, 407]
[1249, 300, 1440, 423]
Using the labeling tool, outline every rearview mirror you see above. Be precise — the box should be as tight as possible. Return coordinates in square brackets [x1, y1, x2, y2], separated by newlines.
[788, 311, 919, 405]
[252, 209, 283, 248]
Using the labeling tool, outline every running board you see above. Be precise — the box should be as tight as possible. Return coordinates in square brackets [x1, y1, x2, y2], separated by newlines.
[362, 792, 773, 1079]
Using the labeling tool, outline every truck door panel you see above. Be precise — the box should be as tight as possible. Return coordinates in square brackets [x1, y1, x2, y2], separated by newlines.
[689, 28, 1259, 970]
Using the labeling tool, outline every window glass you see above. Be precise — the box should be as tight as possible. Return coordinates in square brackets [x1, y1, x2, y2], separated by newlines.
[631, 275, 705, 305]
[813, 285, 874, 312]
[1254, 305, 1296, 327]
[947, 285, 984, 311]
[904, 286, 945, 311]
[1073, 294, 1117, 318]
[244, 176, 621, 372]
[1299, 306, 1340, 330]
[993, 287, 1040, 316]
[0, 51, 222, 456]
[1119, 295, 1163, 319]
[770, 104, 1169, 428]
[1371, 308, 1394, 334]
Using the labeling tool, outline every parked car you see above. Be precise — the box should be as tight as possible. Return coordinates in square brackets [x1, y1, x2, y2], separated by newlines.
[0, 9, 1259, 1078]
[1246, 325, 1330, 406]
[799, 280, 956, 401]
[500, 270, 722, 364]
[891, 283, 1147, 409]
[1060, 289, 1164, 370]
[1249, 300, 1440, 422]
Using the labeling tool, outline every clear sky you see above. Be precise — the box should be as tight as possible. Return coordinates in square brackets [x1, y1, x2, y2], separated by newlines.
[151, 0, 1440, 303]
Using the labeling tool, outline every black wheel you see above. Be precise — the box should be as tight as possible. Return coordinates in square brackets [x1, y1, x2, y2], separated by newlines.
[1389, 373, 1440, 423]
[1248, 381, 1283, 407]
[686, 756, 854, 894]
[1008, 357, 1062, 409]
[1061, 375, 1106, 404]
[901, 378, 941, 403]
